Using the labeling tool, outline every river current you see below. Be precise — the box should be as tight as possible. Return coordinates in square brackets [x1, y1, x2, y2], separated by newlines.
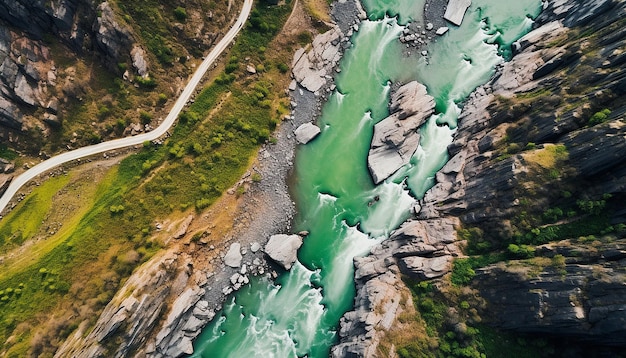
[191, 0, 541, 356]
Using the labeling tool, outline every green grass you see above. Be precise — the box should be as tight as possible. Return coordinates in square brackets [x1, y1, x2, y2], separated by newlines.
[0, 175, 70, 249]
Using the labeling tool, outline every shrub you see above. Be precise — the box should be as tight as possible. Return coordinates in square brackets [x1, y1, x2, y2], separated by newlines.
[110, 205, 125, 214]
[542, 207, 563, 223]
[507, 243, 535, 258]
[451, 259, 475, 286]
[588, 108, 611, 126]
[297, 31, 312, 45]
[576, 198, 606, 215]
[139, 111, 153, 124]
[173, 7, 187, 22]
[98, 105, 111, 119]
[277, 63, 289, 73]
[157, 93, 168, 105]
[136, 76, 157, 88]
[195, 198, 212, 210]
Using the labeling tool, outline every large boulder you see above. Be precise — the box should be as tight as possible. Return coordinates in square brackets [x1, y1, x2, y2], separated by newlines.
[444, 0, 472, 26]
[294, 122, 321, 144]
[224, 243, 243, 268]
[264, 234, 303, 270]
[367, 81, 435, 183]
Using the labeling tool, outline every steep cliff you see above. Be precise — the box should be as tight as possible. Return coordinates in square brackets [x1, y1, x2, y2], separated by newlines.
[337, 0, 626, 356]
[0, 0, 136, 139]
[0, 0, 233, 167]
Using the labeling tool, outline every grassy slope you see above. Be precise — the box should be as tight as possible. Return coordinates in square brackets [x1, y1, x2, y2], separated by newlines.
[0, 1, 303, 356]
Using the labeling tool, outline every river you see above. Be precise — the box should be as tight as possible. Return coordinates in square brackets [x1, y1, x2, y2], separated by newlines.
[191, 0, 541, 356]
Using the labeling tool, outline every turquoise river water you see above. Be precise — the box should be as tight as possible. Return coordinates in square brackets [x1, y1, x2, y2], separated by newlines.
[192, 0, 541, 356]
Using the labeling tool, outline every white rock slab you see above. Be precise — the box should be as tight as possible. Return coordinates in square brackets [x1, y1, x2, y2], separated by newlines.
[444, 0, 472, 26]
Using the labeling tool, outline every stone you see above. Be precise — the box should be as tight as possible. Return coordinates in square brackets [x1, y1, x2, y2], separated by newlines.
[444, 0, 472, 26]
[172, 215, 194, 239]
[0, 96, 22, 129]
[292, 26, 343, 93]
[250, 242, 261, 253]
[166, 336, 194, 357]
[182, 316, 204, 332]
[399, 255, 451, 280]
[131, 45, 149, 77]
[426, 22, 434, 31]
[164, 288, 204, 329]
[13, 72, 38, 106]
[294, 122, 321, 144]
[246, 64, 256, 74]
[224, 243, 243, 268]
[436, 27, 449, 36]
[230, 273, 241, 285]
[264, 234, 304, 270]
[367, 81, 435, 183]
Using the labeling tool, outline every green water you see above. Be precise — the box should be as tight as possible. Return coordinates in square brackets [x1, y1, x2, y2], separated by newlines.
[361, 0, 427, 24]
[192, 1, 540, 357]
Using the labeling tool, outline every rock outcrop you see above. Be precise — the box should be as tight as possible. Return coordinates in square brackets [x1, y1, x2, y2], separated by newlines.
[92, 2, 136, 70]
[264, 234, 303, 270]
[413, 0, 626, 350]
[0, 27, 52, 129]
[475, 237, 626, 346]
[55, 253, 182, 358]
[444, 0, 472, 26]
[333, 217, 461, 356]
[367, 81, 435, 184]
[291, 26, 344, 93]
[337, 0, 626, 355]
[0, 0, 146, 152]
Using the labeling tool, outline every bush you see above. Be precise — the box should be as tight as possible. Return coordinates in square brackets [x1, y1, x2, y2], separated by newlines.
[451, 259, 476, 286]
[157, 93, 168, 105]
[136, 76, 157, 88]
[507, 243, 535, 258]
[173, 7, 187, 22]
[277, 63, 289, 73]
[195, 198, 212, 210]
[139, 111, 153, 124]
[542, 207, 563, 223]
[98, 105, 111, 119]
[588, 108, 611, 126]
[576, 198, 606, 215]
[297, 31, 312, 45]
[109, 205, 125, 214]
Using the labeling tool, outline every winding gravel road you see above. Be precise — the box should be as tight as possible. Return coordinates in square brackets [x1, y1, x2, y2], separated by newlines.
[0, 0, 253, 217]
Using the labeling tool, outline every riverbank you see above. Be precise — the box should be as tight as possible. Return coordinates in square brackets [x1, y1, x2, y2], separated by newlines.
[335, 0, 626, 356]
[52, 0, 360, 356]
